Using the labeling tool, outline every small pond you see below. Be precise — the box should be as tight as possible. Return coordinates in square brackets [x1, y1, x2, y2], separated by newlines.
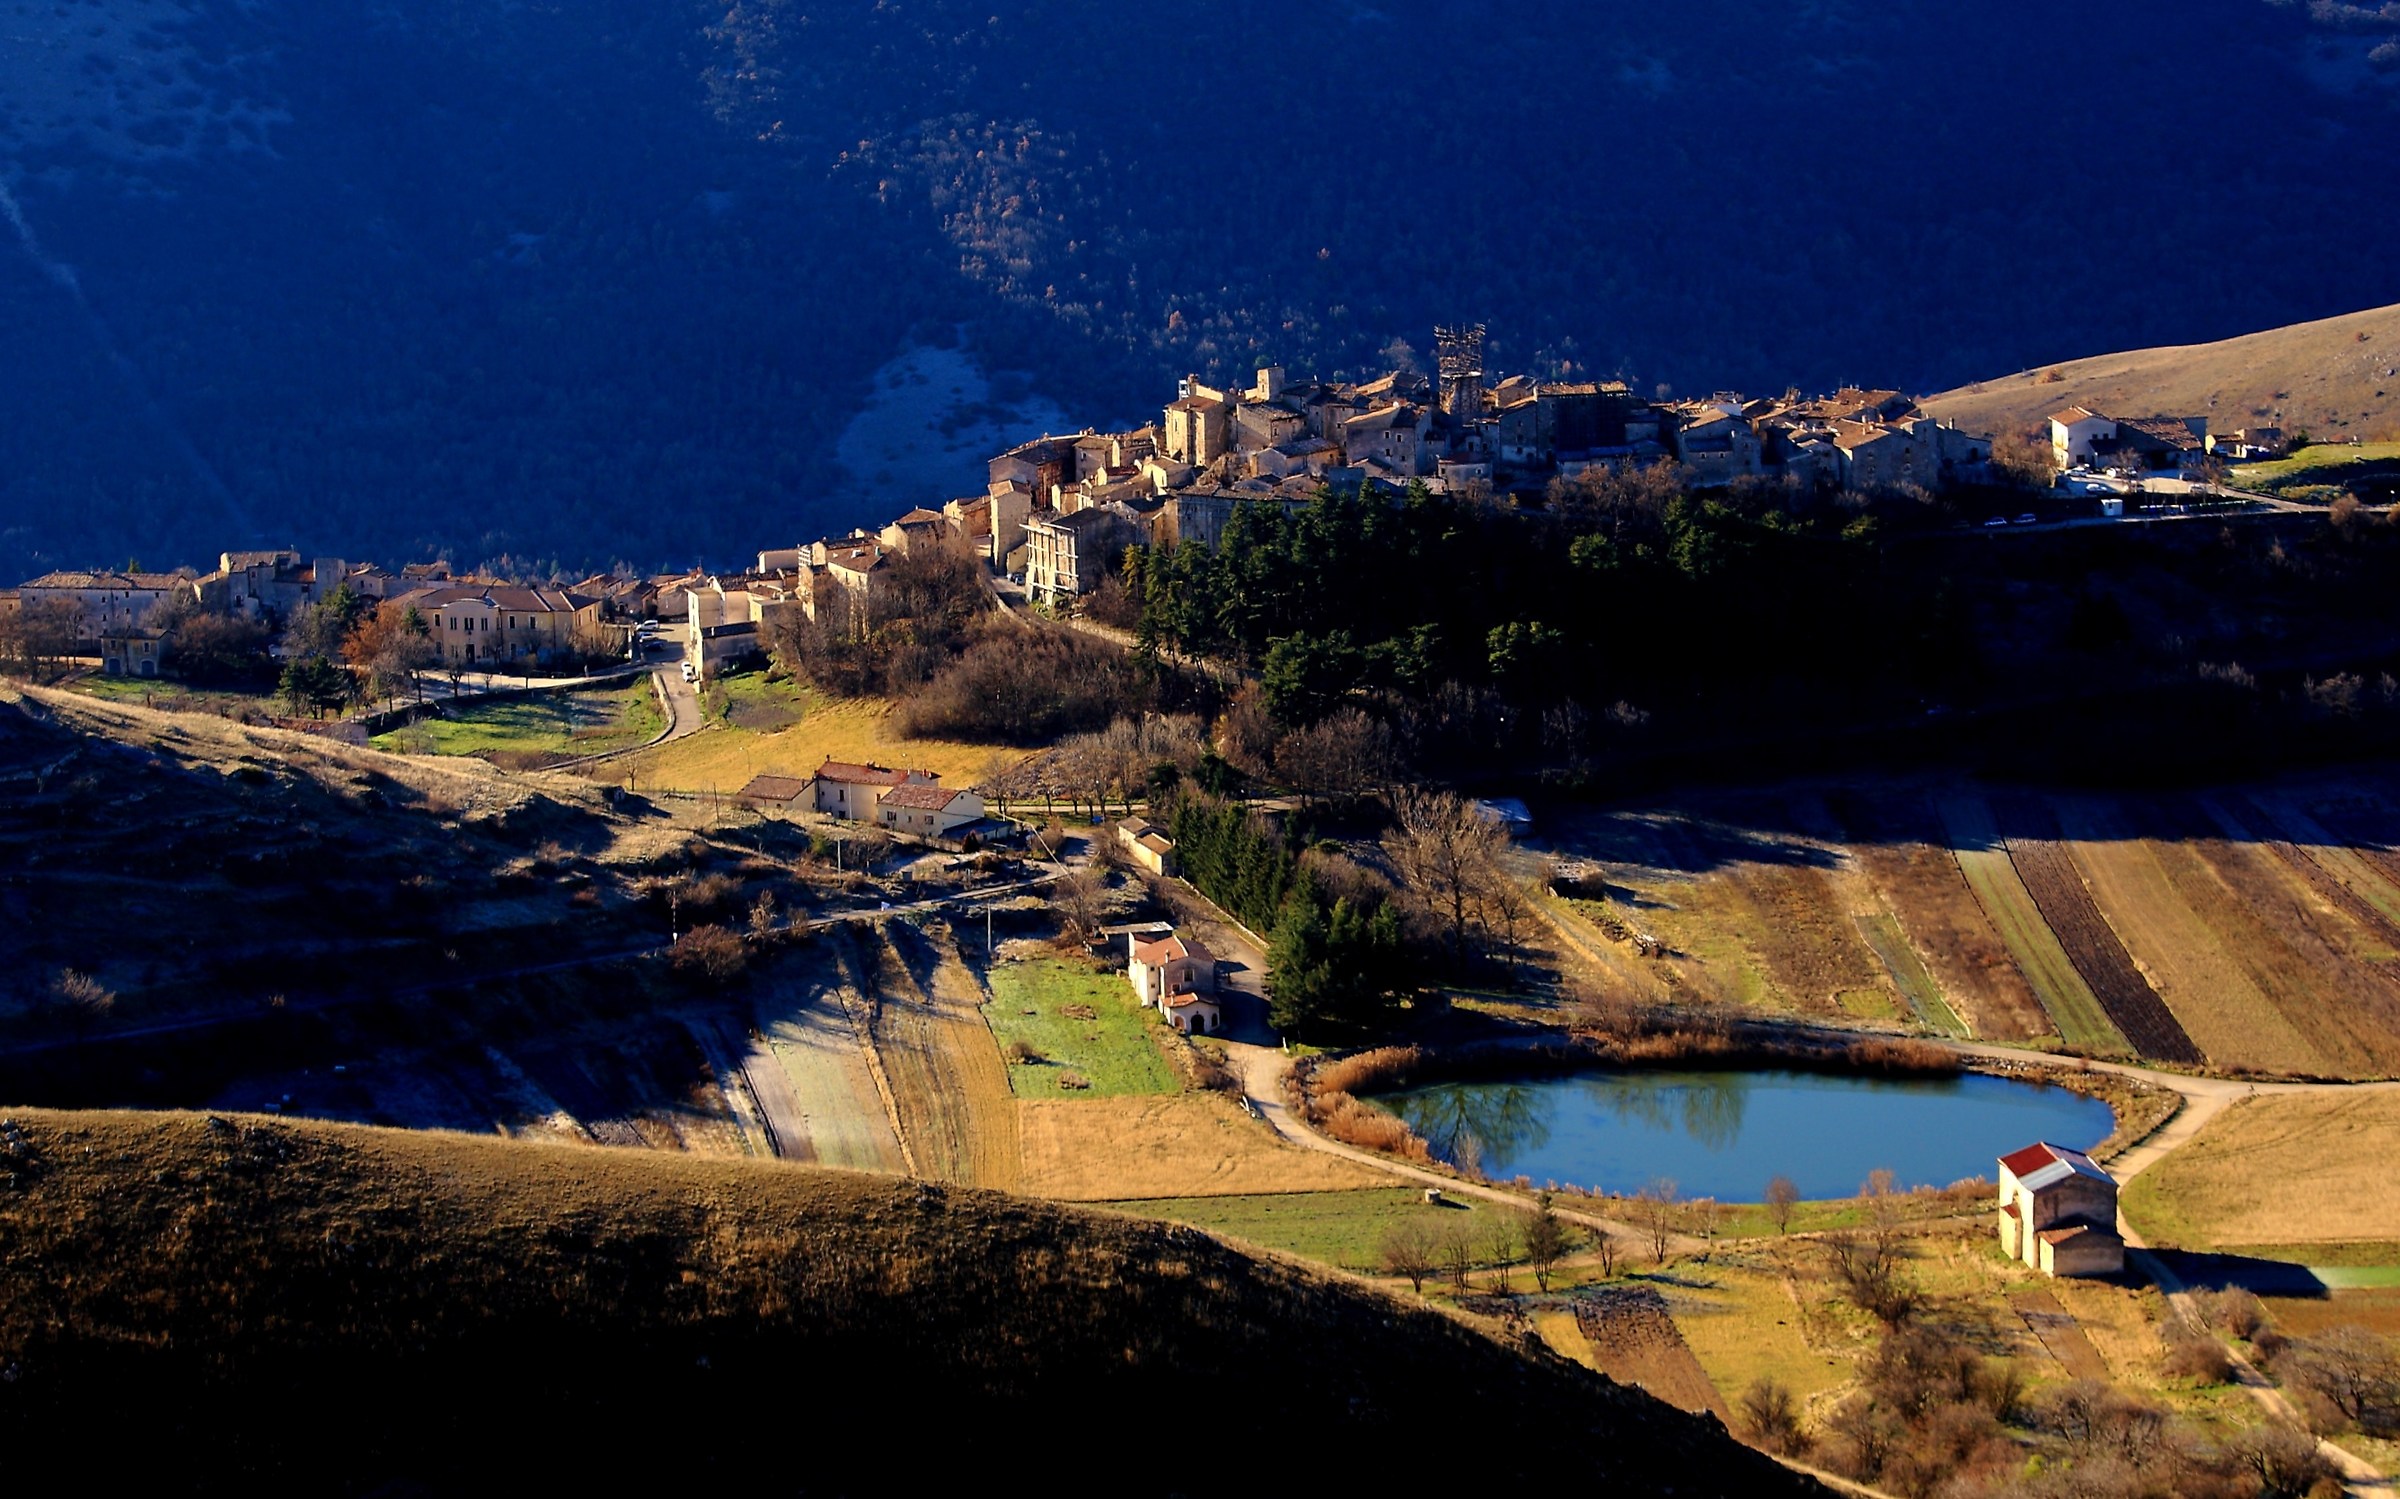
[1371, 1068, 2115, 1201]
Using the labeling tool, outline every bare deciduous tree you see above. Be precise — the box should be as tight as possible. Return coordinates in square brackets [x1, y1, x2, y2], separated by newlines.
[1382, 786, 1508, 959]
[1378, 1218, 1437, 1295]
[1634, 1177, 1680, 1265]
[1438, 1216, 1480, 1291]
[1766, 1175, 1801, 1235]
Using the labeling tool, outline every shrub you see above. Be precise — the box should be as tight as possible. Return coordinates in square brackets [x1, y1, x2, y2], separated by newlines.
[1739, 1377, 1808, 1456]
[2161, 1328, 2235, 1385]
[1313, 1093, 1430, 1160]
[1311, 1046, 1426, 1098]
[1003, 1039, 1043, 1065]
[895, 621, 1150, 743]
[2211, 1288, 2271, 1340]
[671, 925, 749, 982]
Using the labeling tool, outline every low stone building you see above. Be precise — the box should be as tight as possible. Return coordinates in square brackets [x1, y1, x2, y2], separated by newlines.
[1996, 1141, 2125, 1278]
[810, 758, 936, 821]
[1116, 817, 1177, 876]
[734, 773, 813, 814]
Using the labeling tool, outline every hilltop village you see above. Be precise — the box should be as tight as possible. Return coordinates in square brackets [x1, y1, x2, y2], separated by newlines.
[1, 327, 2288, 697]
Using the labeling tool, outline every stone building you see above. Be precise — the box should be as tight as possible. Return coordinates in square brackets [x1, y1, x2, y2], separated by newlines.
[1996, 1142, 2124, 1278]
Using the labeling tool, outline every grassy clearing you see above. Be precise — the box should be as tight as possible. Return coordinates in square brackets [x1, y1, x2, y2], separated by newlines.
[2231, 441, 2400, 491]
[1666, 1261, 1856, 1416]
[372, 682, 661, 762]
[1105, 1188, 1467, 1271]
[601, 676, 1008, 791]
[1938, 796, 2129, 1055]
[1024, 1097, 1395, 1201]
[985, 957, 1177, 1100]
[2121, 1091, 2400, 1250]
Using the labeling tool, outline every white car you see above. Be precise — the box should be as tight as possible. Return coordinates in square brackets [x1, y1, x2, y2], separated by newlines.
[681, 661, 700, 683]
[1983, 516, 2008, 528]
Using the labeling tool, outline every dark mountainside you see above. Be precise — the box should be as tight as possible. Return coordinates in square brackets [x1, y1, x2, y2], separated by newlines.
[0, 1108, 1823, 1494]
[2, 0, 2396, 582]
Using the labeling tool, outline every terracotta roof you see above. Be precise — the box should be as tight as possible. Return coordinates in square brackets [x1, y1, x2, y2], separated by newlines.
[826, 543, 885, 575]
[1163, 988, 1216, 1008]
[893, 508, 945, 526]
[879, 783, 970, 812]
[1999, 1142, 2114, 1193]
[2037, 1225, 2116, 1246]
[2050, 407, 2105, 425]
[738, 774, 811, 802]
[1133, 933, 1211, 966]
[815, 759, 911, 787]
[1138, 833, 1175, 855]
[23, 570, 185, 590]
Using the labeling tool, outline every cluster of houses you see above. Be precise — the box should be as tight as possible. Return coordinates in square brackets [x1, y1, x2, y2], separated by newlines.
[734, 758, 990, 840]
[959, 336, 2004, 604]
[2048, 406, 2286, 475]
[0, 550, 621, 679]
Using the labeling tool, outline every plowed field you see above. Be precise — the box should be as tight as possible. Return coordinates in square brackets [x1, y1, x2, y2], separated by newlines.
[2000, 817, 2203, 1066]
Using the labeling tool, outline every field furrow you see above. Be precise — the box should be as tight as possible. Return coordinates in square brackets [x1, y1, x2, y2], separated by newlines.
[2248, 794, 2400, 929]
[754, 946, 909, 1173]
[1935, 794, 2128, 1054]
[1834, 790, 2050, 1039]
[2051, 799, 2315, 1074]
[864, 924, 1020, 1191]
[2198, 796, 2400, 963]
[1852, 913, 1965, 1035]
[2000, 811, 2203, 1067]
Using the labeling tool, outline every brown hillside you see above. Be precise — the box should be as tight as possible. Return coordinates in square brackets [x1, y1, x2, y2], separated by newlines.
[0, 1109, 1819, 1494]
[1923, 302, 2400, 440]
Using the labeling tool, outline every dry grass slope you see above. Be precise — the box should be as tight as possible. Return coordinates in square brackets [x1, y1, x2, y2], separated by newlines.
[0, 1109, 1817, 1494]
[2120, 1091, 2400, 1252]
[1924, 300, 2400, 442]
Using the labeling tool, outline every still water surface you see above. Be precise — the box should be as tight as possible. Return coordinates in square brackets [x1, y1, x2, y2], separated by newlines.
[1372, 1068, 2115, 1200]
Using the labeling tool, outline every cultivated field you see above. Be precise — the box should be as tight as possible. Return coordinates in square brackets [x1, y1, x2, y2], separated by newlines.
[592, 674, 1008, 792]
[2120, 1091, 2400, 1258]
[1545, 772, 2400, 1077]
[371, 682, 661, 766]
[986, 958, 1179, 1099]
[1569, 1285, 1732, 1421]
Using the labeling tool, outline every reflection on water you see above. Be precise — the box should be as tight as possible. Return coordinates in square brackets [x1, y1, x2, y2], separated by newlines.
[1373, 1067, 2115, 1200]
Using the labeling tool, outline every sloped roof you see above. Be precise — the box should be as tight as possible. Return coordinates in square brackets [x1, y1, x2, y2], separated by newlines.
[393, 584, 593, 614]
[816, 759, 912, 787]
[1133, 933, 1211, 966]
[880, 783, 972, 812]
[2000, 1142, 2114, 1193]
[2050, 406, 2106, 425]
[738, 774, 811, 802]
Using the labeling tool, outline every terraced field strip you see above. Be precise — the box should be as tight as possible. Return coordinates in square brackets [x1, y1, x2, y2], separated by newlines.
[751, 948, 909, 1173]
[681, 1014, 777, 1158]
[2154, 801, 2400, 1076]
[1852, 913, 1965, 1035]
[2001, 817, 2203, 1067]
[2052, 799, 2316, 1075]
[1572, 1286, 1733, 1424]
[864, 924, 1020, 1191]
[2249, 794, 2400, 929]
[1832, 791, 2051, 1041]
[1935, 794, 2129, 1055]
[2009, 1288, 2110, 1381]
[2202, 796, 2400, 961]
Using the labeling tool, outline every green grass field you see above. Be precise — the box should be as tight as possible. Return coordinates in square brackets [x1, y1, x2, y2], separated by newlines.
[985, 958, 1179, 1100]
[2232, 441, 2400, 493]
[1107, 1188, 1479, 1271]
[373, 683, 661, 762]
[69, 674, 274, 715]
[1854, 912, 1967, 1035]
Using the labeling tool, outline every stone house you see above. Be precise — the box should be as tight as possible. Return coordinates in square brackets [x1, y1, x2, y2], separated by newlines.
[1832, 420, 1938, 491]
[100, 629, 166, 677]
[1128, 931, 1219, 1034]
[1116, 817, 1177, 876]
[1025, 504, 1138, 604]
[1668, 403, 1765, 486]
[1341, 403, 1429, 477]
[1163, 387, 1234, 467]
[18, 569, 190, 641]
[879, 509, 950, 557]
[1996, 1142, 2125, 1278]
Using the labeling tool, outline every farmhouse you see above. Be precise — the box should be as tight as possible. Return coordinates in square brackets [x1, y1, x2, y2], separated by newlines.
[1129, 931, 1219, 1034]
[810, 759, 933, 820]
[1116, 817, 1178, 876]
[875, 782, 987, 838]
[1996, 1142, 2125, 1278]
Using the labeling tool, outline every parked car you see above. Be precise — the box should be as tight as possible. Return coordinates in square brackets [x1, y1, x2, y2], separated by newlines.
[2015, 513, 2039, 525]
[680, 661, 700, 683]
[1984, 516, 2008, 528]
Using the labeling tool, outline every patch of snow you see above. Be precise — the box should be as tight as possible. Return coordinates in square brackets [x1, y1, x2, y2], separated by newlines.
[834, 335, 1076, 512]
